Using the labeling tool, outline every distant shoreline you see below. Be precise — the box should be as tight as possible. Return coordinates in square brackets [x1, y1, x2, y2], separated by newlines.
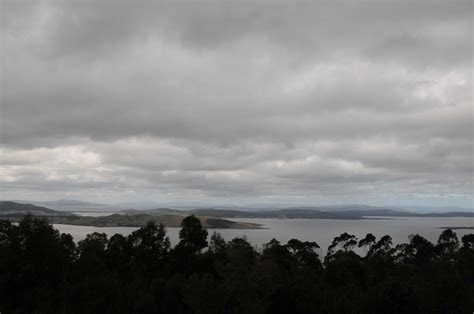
[439, 226, 474, 230]
[1, 213, 263, 230]
[1, 201, 473, 229]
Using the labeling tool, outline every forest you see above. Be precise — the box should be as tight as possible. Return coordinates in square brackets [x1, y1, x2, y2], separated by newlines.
[0, 215, 472, 314]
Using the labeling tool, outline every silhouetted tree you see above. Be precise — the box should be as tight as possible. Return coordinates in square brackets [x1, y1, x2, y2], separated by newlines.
[286, 239, 321, 270]
[359, 233, 376, 254]
[461, 233, 474, 250]
[178, 215, 208, 253]
[209, 231, 226, 254]
[0, 215, 472, 314]
[402, 234, 435, 264]
[436, 228, 459, 259]
[325, 232, 358, 263]
[367, 235, 393, 259]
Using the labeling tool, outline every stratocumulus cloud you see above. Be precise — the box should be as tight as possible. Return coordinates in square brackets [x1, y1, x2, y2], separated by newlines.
[0, 1, 472, 205]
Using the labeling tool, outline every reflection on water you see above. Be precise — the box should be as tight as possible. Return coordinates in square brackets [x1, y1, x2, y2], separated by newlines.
[53, 216, 473, 254]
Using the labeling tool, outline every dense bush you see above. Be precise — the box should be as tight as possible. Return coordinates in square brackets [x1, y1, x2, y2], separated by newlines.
[0, 215, 472, 313]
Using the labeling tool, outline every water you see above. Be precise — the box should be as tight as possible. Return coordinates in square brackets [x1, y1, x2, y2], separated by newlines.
[72, 211, 118, 217]
[53, 216, 473, 253]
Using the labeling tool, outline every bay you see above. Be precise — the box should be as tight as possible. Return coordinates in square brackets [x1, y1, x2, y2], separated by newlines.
[54, 216, 473, 254]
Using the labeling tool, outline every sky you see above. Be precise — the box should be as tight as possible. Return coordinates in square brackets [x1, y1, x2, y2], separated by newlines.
[0, 0, 472, 207]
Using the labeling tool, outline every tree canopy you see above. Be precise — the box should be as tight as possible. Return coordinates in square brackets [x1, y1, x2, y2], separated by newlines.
[0, 215, 472, 314]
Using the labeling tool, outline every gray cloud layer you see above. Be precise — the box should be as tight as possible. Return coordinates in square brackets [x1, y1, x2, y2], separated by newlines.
[0, 0, 472, 206]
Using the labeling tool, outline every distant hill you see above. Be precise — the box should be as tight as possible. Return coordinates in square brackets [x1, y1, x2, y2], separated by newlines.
[0, 201, 74, 216]
[10, 199, 472, 214]
[189, 208, 366, 219]
[388, 205, 474, 213]
[0, 202, 259, 229]
[41, 199, 105, 207]
[189, 207, 473, 219]
[10, 199, 118, 212]
[14, 199, 105, 207]
[48, 214, 260, 229]
[113, 201, 165, 210]
[2, 201, 472, 224]
[121, 208, 186, 216]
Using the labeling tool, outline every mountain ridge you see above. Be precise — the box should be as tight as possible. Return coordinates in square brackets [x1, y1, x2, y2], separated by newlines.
[2, 200, 472, 219]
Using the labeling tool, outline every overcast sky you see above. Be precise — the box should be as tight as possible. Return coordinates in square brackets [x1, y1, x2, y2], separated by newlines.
[0, 1, 472, 207]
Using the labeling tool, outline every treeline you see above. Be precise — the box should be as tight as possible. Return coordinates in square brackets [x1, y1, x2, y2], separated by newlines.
[0, 215, 473, 314]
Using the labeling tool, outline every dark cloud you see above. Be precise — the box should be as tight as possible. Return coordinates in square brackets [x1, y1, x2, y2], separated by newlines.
[0, 0, 472, 205]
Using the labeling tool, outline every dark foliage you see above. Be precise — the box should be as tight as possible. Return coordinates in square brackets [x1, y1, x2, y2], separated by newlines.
[0, 215, 472, 313]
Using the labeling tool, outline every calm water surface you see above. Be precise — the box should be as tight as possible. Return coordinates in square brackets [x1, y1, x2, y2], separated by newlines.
[72, 211, 118, 217]
[54, 216, 473, 253]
